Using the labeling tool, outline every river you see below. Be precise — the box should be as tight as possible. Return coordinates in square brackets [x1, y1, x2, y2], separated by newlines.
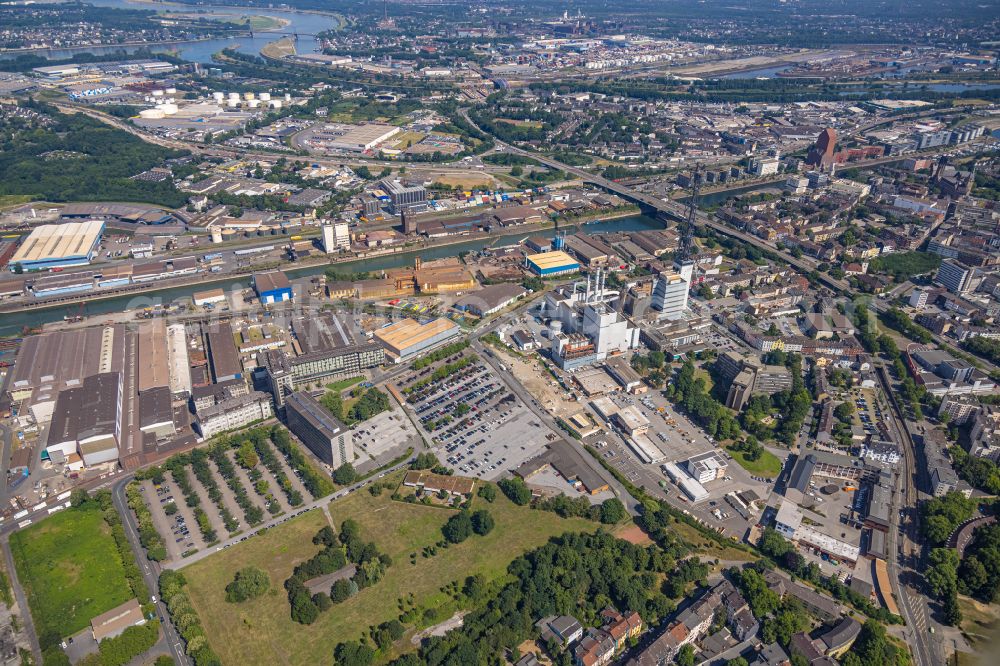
[0, 215, 663, 337]
[0, 0, 337, 64]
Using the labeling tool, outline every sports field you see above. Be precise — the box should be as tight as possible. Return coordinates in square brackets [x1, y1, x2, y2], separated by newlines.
[10, 506, 134, 638]
[183, 476, 604, 664]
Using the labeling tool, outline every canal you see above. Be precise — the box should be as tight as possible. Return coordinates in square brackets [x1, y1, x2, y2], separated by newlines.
[0, 215, 663, 337]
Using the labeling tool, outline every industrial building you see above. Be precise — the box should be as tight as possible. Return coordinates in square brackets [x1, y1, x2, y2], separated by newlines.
[254, 270, 293, 303]
[525, 250, 580, 276]
[192, 288, 227, 307]
[380, 178, 427, 214]
[139, 387, 176, 440]
[284, 391, 354, 468]
[453, 283, 527, 317]
[7, 325, 125, 424]
[543, 270, 639, 370]
[321, 221, 351, 253]
[9, 220, 105, 272]
[207, 324, 244, 383]
[137, 320, 170, 393]
[46, 372, 122, 467]
[374, 317, 461, 362]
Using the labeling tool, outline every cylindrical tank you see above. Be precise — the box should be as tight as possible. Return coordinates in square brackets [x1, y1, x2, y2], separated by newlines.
[284, 93, 291, 101]
[211, 228, 223, 244]
[244, 92, 255, 101]
[158, 103, 178, 115]
[152, 89, 164, 97]
[227, 99, 239, 108]
[549, 320, 563, 335]
[212, 92, 225, 103]
[269, 100, 282, 109]
[221, 230, 237, 241]
[259, 92, 271, 101]
[248, 99, 260, 108]
[139, 108, 165, 119]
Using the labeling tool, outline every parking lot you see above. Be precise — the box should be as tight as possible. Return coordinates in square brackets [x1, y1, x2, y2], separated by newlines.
[134, 434, 317, 562]
[351, 406, 420, 474]
[398, 351, 558, 481]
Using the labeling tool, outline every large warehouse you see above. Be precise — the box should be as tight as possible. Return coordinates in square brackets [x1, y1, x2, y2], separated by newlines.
[525, 250, 580, 277]
[374, 317, 460, 362]
[10, 220, 105, 272]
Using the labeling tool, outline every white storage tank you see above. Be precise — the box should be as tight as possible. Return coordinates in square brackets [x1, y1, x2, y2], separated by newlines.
[228, 92, 240, 101]
[284, 93, 291, 101]
[152, 89, 164, 97]
[269, 99, 282, 109]
[212, 92, 225, 103]
[165, 87, 177, 94]
[139, 108, 165, 119]
[248, 99, 260, 108]
[211, 228, 223, 244]
[157, 103, 178, 115]
[227, 99, 239, 108]
[259, 92, 271, 101]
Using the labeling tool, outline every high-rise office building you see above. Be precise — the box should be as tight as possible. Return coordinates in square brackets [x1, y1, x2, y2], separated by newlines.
[936, 259, 973, 294]
[651, 263, 692, 319]
[284, 391, 354, 468]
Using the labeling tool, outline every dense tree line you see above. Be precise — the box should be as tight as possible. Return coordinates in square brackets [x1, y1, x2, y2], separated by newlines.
[270, 425, 335, 498]
[124, 482, 167, 561]
[159, 570, 222, 666]
[963, 336, 1000, 365]
[383, 531, 682, 666]
[666, 359, 742, 440]
[286, 522, 392, 625]
[0, 100, 188, 207]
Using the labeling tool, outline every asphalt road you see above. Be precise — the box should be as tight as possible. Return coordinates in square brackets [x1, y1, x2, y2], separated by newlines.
[111, 476, 189, 666]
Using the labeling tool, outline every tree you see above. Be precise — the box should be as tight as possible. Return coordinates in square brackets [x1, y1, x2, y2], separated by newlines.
[677, 644, 696, 666]
[236, 441, 258, 469]
[334, 641, 375, 666]
[477, 484, 497, 503]
[497, 477, 532, 505]
[599, 498, 627, 525]
[330, 578, 354, 603]
[943, 589, 963, 626]
[442, 511, 474, 543]
[313, 593, 332, 612]
[471, 509, 495, 536]
[333, 463, 359, 486]
[225, 566, 270, 603]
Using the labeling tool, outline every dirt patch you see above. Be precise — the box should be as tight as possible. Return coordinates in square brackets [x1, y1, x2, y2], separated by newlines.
[432, 173, 498, 189]
[615, 524, 653, 546]
[410, 610, 469, 644]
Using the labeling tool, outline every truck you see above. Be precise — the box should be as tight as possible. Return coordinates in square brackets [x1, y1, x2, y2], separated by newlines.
[56, 491, 71, 501]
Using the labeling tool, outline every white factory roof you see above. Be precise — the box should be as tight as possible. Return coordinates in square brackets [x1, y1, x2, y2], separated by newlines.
[626, 433, 667, 464]
[11, 220, 104, 263]
[678, 476, 709, 502]
[795, 525, 860, 562]
[775, 499, 803, 532]
[615, 405, 649, 431]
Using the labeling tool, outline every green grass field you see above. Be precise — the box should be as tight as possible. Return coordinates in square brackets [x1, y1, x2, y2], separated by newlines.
[183, 477, 602, 665]
[326, 376, 363, 392]
[726, 445, 783, 477]
[10, 506, 134, 638]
